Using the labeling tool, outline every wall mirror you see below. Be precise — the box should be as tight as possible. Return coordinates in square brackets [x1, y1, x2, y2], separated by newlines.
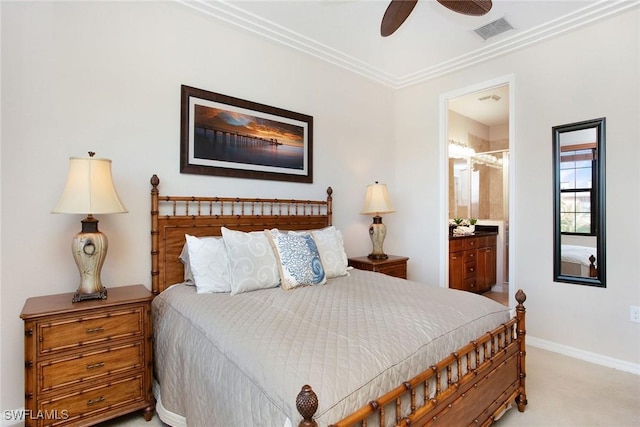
[553, 117, 606, 287]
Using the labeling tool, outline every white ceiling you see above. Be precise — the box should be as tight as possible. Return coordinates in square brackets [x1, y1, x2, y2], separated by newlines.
[179, 0, 638, 89]
[448, 83, 510, 126]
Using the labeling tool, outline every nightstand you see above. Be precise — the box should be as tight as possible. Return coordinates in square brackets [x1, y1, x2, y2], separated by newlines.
[20, 285, 155, 427]
[348, 255, 409, 279]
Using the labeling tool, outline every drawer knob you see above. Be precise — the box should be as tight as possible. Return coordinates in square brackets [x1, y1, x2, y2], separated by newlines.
[87, 396, 105, 406]
[86, 362, 105, 370]
[86, 327, 104, 334]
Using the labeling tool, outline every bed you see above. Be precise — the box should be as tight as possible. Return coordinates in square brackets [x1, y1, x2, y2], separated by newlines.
[560, 244, 597, 278]
[149, 174, 527, 427]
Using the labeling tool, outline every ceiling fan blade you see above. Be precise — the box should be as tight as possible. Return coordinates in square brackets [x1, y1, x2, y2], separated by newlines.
[381, 0, 419, 37]
[437, 0, 492, 16]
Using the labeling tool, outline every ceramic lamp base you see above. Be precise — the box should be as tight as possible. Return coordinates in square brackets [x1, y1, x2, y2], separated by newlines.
[71, 216, 109, 302]
[367, 215, 388, 260]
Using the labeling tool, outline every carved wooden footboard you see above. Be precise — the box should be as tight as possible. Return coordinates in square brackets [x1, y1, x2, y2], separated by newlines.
[297, 290, 527, 427]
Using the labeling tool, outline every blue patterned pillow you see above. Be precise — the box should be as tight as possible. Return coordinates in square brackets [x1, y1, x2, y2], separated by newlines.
[267, 230, 326, 290]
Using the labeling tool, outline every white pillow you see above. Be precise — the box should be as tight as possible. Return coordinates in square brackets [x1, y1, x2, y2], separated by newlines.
[267, 230, 326, 290]
[178, 242, 196, 285]
[309, 226, 349, 278]
[221, 227, 280, 295]
[185, 234, 232, 293]
[179, 240, 211, 285]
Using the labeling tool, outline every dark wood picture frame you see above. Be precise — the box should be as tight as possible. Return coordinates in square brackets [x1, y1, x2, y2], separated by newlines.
[180, 85, 313, 183]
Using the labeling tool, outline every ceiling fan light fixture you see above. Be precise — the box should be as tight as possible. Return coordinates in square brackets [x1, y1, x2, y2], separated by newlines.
[474, 17, 514, 40]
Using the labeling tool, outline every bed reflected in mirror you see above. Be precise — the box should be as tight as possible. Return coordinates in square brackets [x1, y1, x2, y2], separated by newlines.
[553, 118, 605, 287]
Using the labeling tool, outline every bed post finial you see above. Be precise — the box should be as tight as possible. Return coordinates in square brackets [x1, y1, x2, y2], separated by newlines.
[297, 385, 318, 427]
[151, 174, 160, 190]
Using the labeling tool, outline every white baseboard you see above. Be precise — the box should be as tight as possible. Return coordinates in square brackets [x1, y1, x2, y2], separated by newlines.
[527, 335, 640, 375]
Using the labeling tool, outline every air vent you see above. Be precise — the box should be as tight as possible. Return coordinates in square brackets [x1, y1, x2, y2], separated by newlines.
[474, 17, 513, 40]
[478, 94, 501, 102]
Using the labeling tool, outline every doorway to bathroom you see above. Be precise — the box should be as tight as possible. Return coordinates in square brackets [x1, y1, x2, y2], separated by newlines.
[441, 77, 514, 306]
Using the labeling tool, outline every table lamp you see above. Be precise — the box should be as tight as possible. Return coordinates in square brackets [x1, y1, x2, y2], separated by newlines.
[361, 181, 395, 260]
[52, 152, 128, 302]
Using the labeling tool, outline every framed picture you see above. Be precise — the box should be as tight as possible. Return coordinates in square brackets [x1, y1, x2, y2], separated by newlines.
[180, 85, 313, 183]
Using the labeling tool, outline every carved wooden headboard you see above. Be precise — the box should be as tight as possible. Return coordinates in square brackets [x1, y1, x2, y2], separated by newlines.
[150, 174, 333, 295]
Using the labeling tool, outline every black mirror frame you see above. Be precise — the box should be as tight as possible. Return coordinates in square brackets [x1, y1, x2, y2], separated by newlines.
[553, 117, 606, 287]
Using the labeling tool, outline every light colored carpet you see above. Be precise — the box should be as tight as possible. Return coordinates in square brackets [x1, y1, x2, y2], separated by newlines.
[102, 346, 640, 427]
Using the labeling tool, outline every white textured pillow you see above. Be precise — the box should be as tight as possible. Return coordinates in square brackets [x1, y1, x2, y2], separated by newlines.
[185, 234, 232, 293]
[310, 226, 349, 278]
[267, 230, 326, 290]
[221, 227, 280, 295]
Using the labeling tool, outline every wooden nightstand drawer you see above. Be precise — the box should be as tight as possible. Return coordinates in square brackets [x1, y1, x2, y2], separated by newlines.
[39, 374, 145, 426]
[39, 342, 143, 393]
[377, 263, 407, 278]
[39, 307, 144, 355]
[348, 255, 409, 279]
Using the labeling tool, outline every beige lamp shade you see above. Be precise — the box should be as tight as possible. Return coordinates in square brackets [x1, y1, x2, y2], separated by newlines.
[52, 156, 128, 215]
[361, 182, 395, 215]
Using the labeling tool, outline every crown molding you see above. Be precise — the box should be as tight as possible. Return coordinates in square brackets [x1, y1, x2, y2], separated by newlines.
[178, 0, 639, 89]
[177, 0, 399, 87]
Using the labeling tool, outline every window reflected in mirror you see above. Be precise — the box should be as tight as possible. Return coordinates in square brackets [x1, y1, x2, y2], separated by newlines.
[553, 118, 605, 287]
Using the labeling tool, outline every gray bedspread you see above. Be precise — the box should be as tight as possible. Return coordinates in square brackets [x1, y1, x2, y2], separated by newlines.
[152, 269, 511, 426]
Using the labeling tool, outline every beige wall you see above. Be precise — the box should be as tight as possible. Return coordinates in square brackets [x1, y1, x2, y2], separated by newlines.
[0, 1, 395, 414]
[394, 9, 639, 366]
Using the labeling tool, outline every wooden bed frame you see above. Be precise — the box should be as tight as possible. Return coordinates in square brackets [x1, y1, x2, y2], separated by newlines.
[149, 174, 528, 427]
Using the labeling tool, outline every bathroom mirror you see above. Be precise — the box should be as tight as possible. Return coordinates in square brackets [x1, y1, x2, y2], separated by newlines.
[553, 118, 605, 287]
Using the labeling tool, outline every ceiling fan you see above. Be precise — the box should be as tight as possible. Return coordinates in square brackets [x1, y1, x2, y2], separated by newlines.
[381, 0, 493, 37]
